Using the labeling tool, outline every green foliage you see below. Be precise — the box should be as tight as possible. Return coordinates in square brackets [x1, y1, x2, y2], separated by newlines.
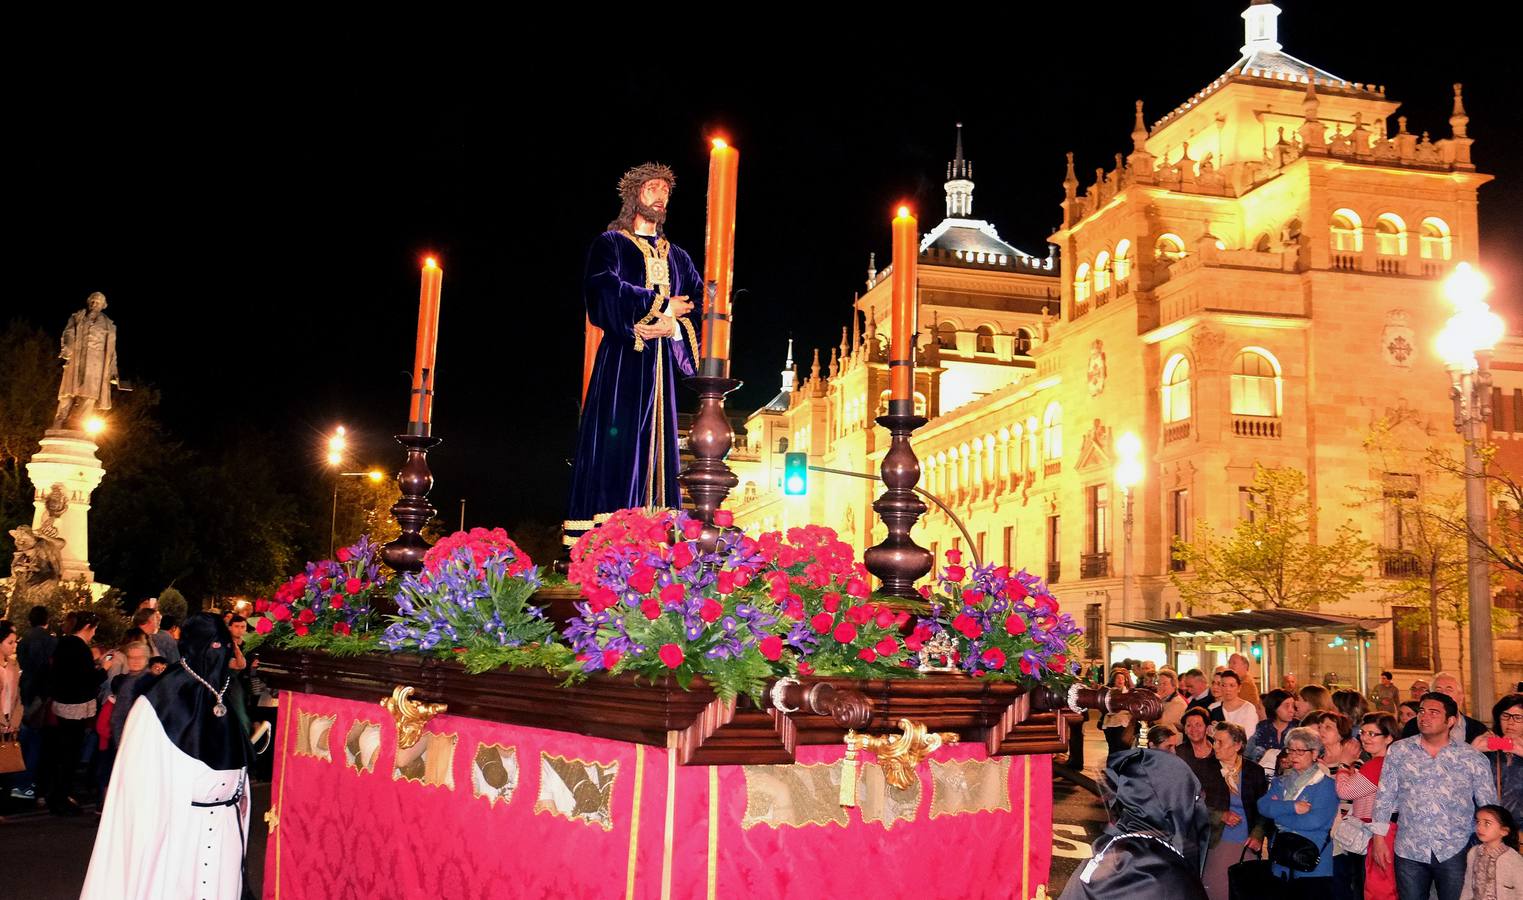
[383, 549, 557, 656]
[456, 641, 573, 675]
[1171, 465, 1372, 611]
[0, 320, 56, 565]
[156, 586, 190, 621]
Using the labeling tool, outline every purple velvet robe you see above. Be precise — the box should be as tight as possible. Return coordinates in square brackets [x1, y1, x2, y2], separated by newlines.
[567, 230, 700, 524]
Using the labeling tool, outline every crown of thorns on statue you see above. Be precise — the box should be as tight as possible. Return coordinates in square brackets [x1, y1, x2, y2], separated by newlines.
[617, 163, 676, 203]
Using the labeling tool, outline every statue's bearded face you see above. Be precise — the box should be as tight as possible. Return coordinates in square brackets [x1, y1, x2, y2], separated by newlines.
[635, 179, 670, 225]
[86, 293, 106, 313]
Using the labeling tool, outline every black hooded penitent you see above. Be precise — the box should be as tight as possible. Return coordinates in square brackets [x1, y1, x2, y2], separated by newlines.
[134, 612, 253, 772]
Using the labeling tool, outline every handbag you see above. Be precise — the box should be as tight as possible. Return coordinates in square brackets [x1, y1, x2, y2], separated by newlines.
[0, 722, 24, 775]
[1330, 810, 1372, 854]
[1228, 845, 1277, 900]
[1270, 827, 1331, 873]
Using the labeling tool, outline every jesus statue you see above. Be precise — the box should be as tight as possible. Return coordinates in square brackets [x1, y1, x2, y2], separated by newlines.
[564, 163, 701, 545]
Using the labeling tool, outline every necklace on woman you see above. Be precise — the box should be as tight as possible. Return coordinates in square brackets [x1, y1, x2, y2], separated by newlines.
[179, 660, 232, 717]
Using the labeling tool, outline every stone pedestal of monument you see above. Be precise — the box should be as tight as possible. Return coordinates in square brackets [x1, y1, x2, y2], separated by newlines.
[26, 431, 107, 583]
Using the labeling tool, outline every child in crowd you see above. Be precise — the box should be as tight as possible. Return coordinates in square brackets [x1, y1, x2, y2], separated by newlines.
[147, 657, 168, 676]
[1462, 805, 1523, 900]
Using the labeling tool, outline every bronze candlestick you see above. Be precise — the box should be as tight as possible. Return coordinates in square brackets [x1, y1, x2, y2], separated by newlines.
[381, 433, 442, 574]
[679, 373, 741, 546]
[864, 401, 932, 598]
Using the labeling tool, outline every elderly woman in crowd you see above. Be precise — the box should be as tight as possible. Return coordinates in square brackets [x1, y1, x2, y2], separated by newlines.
[1335, 713, 1397, 900]
[1258, 726, 1339, 898]
[1303, 711, 1361, 773]
[1202, 722, 1268, 900]
[1483, 693, 1523, 826]
[1250, 688, 1299, 769]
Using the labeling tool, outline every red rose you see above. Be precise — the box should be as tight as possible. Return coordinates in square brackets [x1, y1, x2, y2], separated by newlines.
[963, 590, 984, 606]
[641, 598, 662, 620]
[714, 509, 735, 527]
[1020, 656, 1038, 676]
[811, 612, 834, 634]
[330, 596, 345, 609]
[945, 548, 962, 564]
[894, 612, 910, 627]
[1008, 580, 1029, 601]
[716, 571, 736, 594]
[953, 613, 983, 639]
[588, 586, 618, 613]
[253, 598, 269, 613]
[918, 585, 932, 599]
[254, 617, 273, 635]
[333, 622, 351, 636]
[982, 647, 1007, 668]
[270, 604, 292, 623]
[672, 542, 696, 570]
[875, 608, 896, 628]
[732, 567, 753, 588]
[845, 578, 869, 599]
[628, 566, 656, 594]
[336, 547, 352, 563]
[758, 635, 783, 661]
[294, 623, 310, 637]
[320, 578, 332, 591]
[1004, 614, 1028, 636]
[658, 643, 685, 669]
[833, 622, 859, 644]
[944, 565, 966, 582]
[797, 661, 814, 675]
[875, 636, 900, 657]
[846, 605, 872, 626]
[783, 599, 805, 620]
[857, 648, 878, 663]
[993, 565, 1011, 580]
[345, 577, 362, 594]
[660, 583, 686, 605]
[297, 608, 317, 625]
[822, 592, 842, 613]
[603, 649, 622, 670]
[681, 519, 704, 540]
[699, 599, 724, 623]
[1051, 653, 1068, 671]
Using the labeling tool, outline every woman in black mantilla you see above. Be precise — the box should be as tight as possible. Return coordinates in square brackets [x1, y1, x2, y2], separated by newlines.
[82, 612, 254, 900]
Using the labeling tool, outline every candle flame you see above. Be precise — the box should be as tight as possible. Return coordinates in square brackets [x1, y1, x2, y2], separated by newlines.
[424, 256, 438, 269]
[711, 137, 728, 150]
[897, 205, 912, 219]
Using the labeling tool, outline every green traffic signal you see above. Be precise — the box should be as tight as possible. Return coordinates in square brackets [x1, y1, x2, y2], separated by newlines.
[783, 452, 808, 495]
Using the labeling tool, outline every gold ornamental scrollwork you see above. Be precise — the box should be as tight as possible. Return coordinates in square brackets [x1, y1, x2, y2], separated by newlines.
[839, 717, 959, 807]
[381, 685, 447, 750]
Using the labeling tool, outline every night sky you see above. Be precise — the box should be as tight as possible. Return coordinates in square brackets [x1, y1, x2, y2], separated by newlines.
[12, 3, 1520, 533]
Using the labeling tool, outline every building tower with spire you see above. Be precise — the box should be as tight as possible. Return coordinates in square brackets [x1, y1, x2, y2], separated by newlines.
[946, 123, 974, 218]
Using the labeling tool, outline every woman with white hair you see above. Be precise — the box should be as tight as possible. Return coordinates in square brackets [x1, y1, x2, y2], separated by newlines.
[1257, 726, 1339, 898]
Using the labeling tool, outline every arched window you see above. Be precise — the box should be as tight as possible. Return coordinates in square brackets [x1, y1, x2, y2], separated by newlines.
[1376, 213, 1407, 256]
[936, 321, 958, 350]
[1074, 262, 1092, 304]
[1042, 402, 1063, 462]
[1026, 416, 1040, 470]
[913, 391, 928, 417]
[1094, 251, 1112, 292]
[1155, 233, 1186, 261]
[1420, 217, 1453, 260]
[1114, 240, 1133, 282]
[1010, 423, 1025, 473]
[1162, 355, 1192, 423]
[976, 325, 996, 354]
[1013, 327, 1033, 355]
[1230, 348, 1282, 417]
[1330, 209, 1363, 252]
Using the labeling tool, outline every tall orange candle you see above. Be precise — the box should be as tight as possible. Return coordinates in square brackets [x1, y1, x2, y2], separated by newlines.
[700, 137, 739, 376]
[889, 206, 918, 404]
[408, 256, 444, 433]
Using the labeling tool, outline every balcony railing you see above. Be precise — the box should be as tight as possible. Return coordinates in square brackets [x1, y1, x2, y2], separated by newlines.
[1376, 257, 1406, 275]
[1044, 460, 1062, 477]
[1080, 552, 1111, 579]
[1164, 420, 1192, 444]
[1231, 415, 1282, 439]
[1380, 549, 1423, 578]
[1332, 252, 1360, 271]
[1047, 561, 1062, 584]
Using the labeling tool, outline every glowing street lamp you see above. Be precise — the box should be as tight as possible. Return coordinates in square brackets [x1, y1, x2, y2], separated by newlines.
[1436, 261, 1506, 713]
[83, 416, 107, 437]
[1113, 432, 1144, 668]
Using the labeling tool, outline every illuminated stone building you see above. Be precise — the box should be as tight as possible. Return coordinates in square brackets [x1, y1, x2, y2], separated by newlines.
[727, 1, 1521, 689]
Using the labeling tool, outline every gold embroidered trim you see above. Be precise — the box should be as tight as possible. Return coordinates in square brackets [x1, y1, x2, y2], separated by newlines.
[856, 762, 923, 830]
[928, 756, 1013, 819]
[391, 731, 458, 790]
[1022, 757, 1033, 899]
[707, 766, 720, 899]
[342, 720, 382, 775]
[534, 751, 620, 831]
[741, 763, 851, 830]
[625, 745, 646, 900]
[470, 742, 520, 808]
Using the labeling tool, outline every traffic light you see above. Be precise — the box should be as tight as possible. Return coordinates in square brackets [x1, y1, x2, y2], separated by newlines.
[783, 452, 808, 495]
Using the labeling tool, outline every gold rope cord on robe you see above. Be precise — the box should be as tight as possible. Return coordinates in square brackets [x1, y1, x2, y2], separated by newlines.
[618, 230, 676, 509]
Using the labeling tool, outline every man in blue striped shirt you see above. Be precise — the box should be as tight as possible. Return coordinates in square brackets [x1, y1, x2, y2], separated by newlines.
[1369, 692, 1497, 900]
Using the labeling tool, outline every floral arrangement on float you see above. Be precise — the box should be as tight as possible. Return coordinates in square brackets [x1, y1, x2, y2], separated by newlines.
[914, 548, 1086, 682]
[381, 527, 569, 673]
[243, 535, 388, 654]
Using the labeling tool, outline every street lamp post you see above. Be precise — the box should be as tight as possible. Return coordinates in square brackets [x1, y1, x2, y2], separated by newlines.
[1115, 432, 1145, 669]
[1435, 262, 1506, 714]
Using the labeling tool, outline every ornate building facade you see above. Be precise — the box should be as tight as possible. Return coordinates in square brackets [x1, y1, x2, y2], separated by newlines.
[727, 1, 1521, 690]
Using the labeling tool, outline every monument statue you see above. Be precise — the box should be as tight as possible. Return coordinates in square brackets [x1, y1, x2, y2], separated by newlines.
[7, 524, 65, 611]
[53, 291, 121, 431]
